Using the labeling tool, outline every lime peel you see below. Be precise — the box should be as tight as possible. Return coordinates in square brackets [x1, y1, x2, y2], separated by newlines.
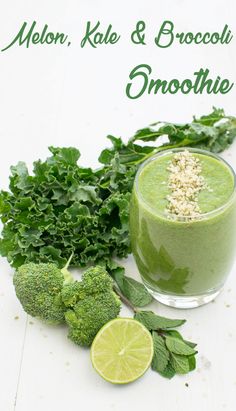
[91, 317, 154, 384]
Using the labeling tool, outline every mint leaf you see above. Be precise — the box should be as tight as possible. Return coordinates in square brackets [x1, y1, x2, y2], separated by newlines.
[188, 355, 196, 371]
[121, 277, 153, 307]
[151, 332, 169, 373]
[165, 330, 183, 339]
[158, 361, 176, 379]
[108, 264, 125, 290]
[166, 330, 197, 348]
[170, 353, 190, 375]
[165, 336, 197, 356]
[134, 311, 185, 330]
[184, 340, 197, 349]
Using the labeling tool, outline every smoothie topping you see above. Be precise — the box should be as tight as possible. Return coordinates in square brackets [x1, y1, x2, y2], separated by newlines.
[166, 150, 207, 217]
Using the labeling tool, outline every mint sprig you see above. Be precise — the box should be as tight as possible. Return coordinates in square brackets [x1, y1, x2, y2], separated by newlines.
[114, 285, 198, 379]
[134, 311, 198, 378]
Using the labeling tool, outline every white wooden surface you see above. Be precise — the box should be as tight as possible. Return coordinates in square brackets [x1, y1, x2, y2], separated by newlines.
[1, 1, 236, 410]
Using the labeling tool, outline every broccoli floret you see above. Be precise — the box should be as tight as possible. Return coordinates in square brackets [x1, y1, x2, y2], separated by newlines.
[79, 266, 114, 295]
[61, 281, 82, 307]
[65, 293, 121, 346]
[62, 266, 114, 307]
[62, 266, 121, 346]
[13, 262, 73, 324]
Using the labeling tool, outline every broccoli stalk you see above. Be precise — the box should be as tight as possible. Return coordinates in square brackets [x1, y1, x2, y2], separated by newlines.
[60, 252, 74, 280]
[13, 255, 74, 324]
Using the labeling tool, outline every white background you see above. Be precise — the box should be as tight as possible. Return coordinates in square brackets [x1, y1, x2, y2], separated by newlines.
[0, 1, 236, 410]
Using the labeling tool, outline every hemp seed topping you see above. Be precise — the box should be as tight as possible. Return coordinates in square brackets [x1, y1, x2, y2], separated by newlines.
[166, 150, 208, 218]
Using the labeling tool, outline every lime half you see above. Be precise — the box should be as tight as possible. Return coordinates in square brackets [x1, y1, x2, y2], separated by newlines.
[91, 318, 154, 384]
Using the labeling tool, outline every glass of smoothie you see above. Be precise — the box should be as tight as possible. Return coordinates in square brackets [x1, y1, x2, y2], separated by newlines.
[130, 148, 236, 308]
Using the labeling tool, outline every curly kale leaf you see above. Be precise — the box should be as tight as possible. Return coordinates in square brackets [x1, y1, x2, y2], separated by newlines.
[0, 146, 131, 269]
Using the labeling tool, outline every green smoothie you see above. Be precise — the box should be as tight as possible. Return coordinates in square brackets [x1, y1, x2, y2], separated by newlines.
[130, 148, 236, 307]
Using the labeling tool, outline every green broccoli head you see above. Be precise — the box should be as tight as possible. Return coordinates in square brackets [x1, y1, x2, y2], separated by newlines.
[61, 265, 114, 307]
[80, 266, 114, 295]
[65, 292, 121, 346]
[62, 266, 121, 346]
[13, 262, 72, 324]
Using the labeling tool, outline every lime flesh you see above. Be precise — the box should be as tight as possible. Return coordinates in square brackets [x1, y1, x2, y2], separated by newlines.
[91, 318, 154, 384]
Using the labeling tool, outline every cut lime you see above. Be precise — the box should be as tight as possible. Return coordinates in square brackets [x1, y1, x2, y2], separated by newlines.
[91, 317, 154, 384]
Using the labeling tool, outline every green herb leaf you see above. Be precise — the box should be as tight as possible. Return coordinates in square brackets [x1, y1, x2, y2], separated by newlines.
[158, 361, 176, 379]
[134, 311, 186, 330]
[184, 340, 198, 349]
[151, 332, 169, 372]
[166, 330, 197, 348]
[188, 355, 196, 371]
[165, 336, 197, 356]
[170, 353, 190, 374]
[121, 277, 153, 307]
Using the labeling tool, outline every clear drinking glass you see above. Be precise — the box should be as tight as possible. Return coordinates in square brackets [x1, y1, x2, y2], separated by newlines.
[130, 148, 236, 308]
